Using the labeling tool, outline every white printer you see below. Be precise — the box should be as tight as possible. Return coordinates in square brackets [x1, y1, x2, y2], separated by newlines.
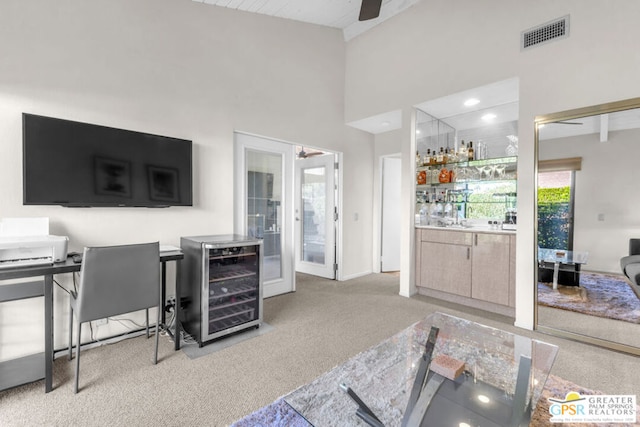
[0, 218, 69, 269]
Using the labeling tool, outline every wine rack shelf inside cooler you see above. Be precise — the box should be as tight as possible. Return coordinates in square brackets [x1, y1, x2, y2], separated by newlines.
[208, 266, 256, 282]
[208, 273, 258, 335]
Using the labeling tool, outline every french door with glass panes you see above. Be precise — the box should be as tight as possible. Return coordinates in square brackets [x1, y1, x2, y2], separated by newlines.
[294, 153, 336, 279]
[234, 132, 294, 298]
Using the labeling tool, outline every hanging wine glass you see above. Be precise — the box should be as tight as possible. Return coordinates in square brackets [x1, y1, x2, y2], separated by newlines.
[476, 165, 492, 180]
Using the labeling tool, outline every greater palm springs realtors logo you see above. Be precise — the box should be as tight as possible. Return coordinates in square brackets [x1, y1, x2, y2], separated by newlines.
[549, 391, 637, 423]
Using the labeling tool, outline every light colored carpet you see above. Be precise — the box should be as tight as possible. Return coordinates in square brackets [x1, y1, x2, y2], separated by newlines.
[538, 272, 640, 323]
[0, 272, 638, 426]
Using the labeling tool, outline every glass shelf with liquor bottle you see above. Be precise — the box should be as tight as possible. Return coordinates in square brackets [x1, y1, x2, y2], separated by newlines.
[416, 156, 517, 188]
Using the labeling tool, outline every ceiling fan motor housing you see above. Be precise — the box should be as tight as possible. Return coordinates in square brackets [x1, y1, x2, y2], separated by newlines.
[359, 0, 383, 21]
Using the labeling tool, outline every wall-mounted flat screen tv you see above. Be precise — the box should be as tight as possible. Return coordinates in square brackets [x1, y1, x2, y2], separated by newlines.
[23, 113, 193, 207]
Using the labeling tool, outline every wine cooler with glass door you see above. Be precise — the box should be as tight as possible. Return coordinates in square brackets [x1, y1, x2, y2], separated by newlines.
[179, 235, 263, 346]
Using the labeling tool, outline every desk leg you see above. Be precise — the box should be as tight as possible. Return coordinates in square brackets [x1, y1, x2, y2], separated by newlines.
[174, 260, 181, 351]
[44, 274, 53, 393]
[552, 262, 560, 290]
[161, 262, 167, 325]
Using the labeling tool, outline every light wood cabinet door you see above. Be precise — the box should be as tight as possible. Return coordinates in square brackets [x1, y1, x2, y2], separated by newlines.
[471, 233, 510, 305]
[509, 234, 516, 307]
[420, 241, 471, 297]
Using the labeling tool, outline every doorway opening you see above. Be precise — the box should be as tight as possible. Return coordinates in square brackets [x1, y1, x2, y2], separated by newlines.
[380, 155, 401, 273]
[294, 146, 339, 280]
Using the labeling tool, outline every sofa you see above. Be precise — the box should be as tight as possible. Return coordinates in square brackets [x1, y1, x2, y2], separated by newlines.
[620, 238, 640, 288]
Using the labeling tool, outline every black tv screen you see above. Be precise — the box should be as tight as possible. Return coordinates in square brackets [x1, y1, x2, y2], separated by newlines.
[23, 113, 193, 207]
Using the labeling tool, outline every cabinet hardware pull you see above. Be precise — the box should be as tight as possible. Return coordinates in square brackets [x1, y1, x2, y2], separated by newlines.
[475, 234, 478, 246]
[467, 247, 470, 259]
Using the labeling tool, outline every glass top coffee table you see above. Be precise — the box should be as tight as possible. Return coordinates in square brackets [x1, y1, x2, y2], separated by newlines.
[284, 313, 558, 427]
[538, 248, 589, 289]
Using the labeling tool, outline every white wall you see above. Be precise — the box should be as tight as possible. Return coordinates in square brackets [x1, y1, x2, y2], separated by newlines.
[540, 128, 640, 273]
[344, 0, 640, 328]
[0, 0, 374, 359]
[337, 127, 375, 280]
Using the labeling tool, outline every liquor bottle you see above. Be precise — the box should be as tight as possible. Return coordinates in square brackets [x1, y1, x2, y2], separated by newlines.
[448, 147, 457, 163]
[423, 149, 431, 166]
[468, 141, 475, 161]
[458, 140, 468, 159]
[416, 150, 421, 166]
[419, 203, 428, 225]
[436, 147, 444, 164]
[431, 166, 439, 184]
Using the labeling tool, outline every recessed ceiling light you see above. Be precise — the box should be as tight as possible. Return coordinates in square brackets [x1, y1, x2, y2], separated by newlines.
[464, 98, 480, 107]
[482, 113, 497, 122]
[459, 423, 471, 427]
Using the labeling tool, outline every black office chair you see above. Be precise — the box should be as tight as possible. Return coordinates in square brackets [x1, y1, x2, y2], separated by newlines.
[68, 242, 161, 393]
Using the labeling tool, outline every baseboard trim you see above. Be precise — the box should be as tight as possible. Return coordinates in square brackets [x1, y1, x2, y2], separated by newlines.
[416, 287, 515, 318]
[339, 270, 373, 281]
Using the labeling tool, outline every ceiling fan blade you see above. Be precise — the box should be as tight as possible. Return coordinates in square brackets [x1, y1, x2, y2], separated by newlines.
[359, 0, 383, 21]
[298, 151, 323, 159]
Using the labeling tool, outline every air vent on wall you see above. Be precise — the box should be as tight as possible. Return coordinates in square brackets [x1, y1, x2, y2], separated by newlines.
[521, 15, 569, 50]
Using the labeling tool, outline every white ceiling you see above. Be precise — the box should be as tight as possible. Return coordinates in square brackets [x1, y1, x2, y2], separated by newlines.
[415, 78, 520, 132]
[412, 78, 640, 140]
[347, 110, 402, 134]
[348, 75, 640, 139]
[193, 0, 421, 41]
[348, 78, 520, 135]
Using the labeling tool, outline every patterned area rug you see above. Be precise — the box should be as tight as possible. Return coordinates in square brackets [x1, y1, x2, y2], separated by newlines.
[538, 272, 640, 324]
[232, 375, 639, 427]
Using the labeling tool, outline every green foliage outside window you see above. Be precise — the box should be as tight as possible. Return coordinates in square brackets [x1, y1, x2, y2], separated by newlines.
[538, 186, 571, 250]
[465, 182, 516, 220]
[538, 186, 570, 204]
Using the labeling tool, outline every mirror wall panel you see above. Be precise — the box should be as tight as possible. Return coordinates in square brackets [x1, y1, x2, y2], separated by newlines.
[535, 98, 640, 355]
